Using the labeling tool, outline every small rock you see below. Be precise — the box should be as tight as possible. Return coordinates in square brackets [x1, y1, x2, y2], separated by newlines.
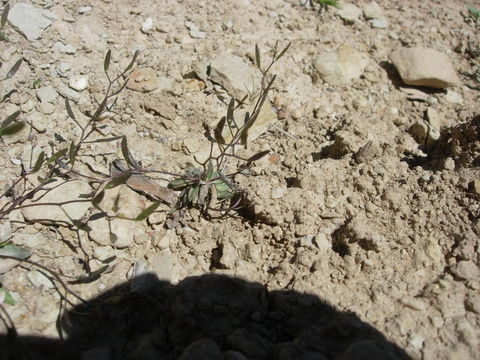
[313, 233, 331, 251]
[21, 180, 92, 224]
[52, 41, 77, 54]
[127, 68, 158, 92]
[426, 107, 442, 130]
[209, 54, 257, 100]
[7, 3, 57, 41]
[408, 333, 424, 351]
[271, 187, 285, 199]
[56, 62, 71, 77]
[0, 221, 11, 242]
[39, 102, 56, 115]
[363, 2, 385, 20]
[185, 20, 206, 39]
[36, 85, 58, 103]
[69, 75, 89, 91]
[390, 48, 461, 88]
[468, 179, 480, 195]
[465, 292, 480, 314]
[150, 249, 174, 282]
[370, 18, 388, 29]
[410, 120, 439, 148]
[443, 157, 455, 170]
[399, 298, 426, 311]
[27, 270, 55, 289]
[157, 76, 175, 92]
[445, 89, 463, 104]
[78, 6, 92, 14]
[450, 260, 480, 280]
[338, 4, 362, 23]
[355, 140, 380, 163]
[141, 17, 154, 33]
[56, 82, 82, 103]
[93, 246, 116, 261]
[313, 45, 369, 85]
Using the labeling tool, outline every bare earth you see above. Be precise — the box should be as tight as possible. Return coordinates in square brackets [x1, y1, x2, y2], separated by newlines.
[0, 0, 479, 359]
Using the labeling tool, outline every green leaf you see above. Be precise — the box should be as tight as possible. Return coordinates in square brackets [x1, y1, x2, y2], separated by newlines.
[69, 141, 77, 166]
[104, 49, 111, 73]
[135, 201, 162, 221]
[168, 178, 190, 190]
[32, 151, 45, 173]
[87, 135, 123, 143]
[255, 44, 261, 69]
[216, 189, 235, 200]
[226, 98, 236, 128]
[112, 192, 120, 212]
[92, 189, 105, 207]
[0, 3, 10, 30]
[2, 110, 21, 127]
[0, 121, 25, 136]
[276, 42, 291, 61]
[71, 219, 92, 232]
[33, 78, 41, 89]
[205, 161, 214, 181]
[47, 148, 68, 163]
[68, 265, 109, 284]
[0, 287, 15, 306]
[105, 172, 132, 189]
[37, 176, 57, 185]
[213, 180, 230, 193]
[124, 50, 140, 72]
[65, 97, 76, 120]
[6, 58, 22, 79]
[187, 186, 199, 203]
[0, 244, 32, 259]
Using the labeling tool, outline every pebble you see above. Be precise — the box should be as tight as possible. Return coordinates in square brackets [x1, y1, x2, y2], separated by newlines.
[450, 260, 480, 280]
[426, 107, 442, 130]
[184, 20, 206, 39]
[52, 42, 77, 54]
[313, 233, 331, 251]
[27, 270, 55, 289]
[36, 85, 58, 103]
[468, 179, 480, 195]
[390, 48, 461, 88]
[39, 102, 56, 115]
[399, 298, 426, 311]
[370, 18, 388, 28]
[313, 45, 369, 85]
[338, 4, 362, 23]
[150, 249, 174, 282]
[56, 82, 81, 103]
[127, 68, 158, 92]
[56, 62, 71, 77]
[363, 2, 384, 19]
[69, 75, 89, 91]
[443, 157, 455, 170]
[141, 17, 154, 33]
[445, 89, 463, 104]
[78, 6, 92, 14]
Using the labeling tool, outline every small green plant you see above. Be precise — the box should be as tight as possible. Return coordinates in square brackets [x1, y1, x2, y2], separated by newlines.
[0, 3, 10, 42]
[311, 0, 341, 12]
[167, 42, 290, 218]
[467, 6, 480, 20]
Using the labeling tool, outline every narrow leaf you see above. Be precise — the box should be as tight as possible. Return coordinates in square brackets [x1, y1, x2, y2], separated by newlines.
[168, 178, 190, 190]
[120, 135, 140, 169]
[247, 150, 270, 163]
[69, 141, 77, 166]
[0, 244, 32, 259]
[124, 50, 140, 72]
[0, 3, 10, 29]
[105, 172, 132, 189]
[104, 49, 111, 73]
[112, 192, 120, 212]
[65, 98, 76, 120]
[0, 121, 25, 136]
[187, 186, 199, 203]
[276, 42, 291, 61]
[205, 161, 214, 181]
[255, 44, 261, 69]
[2, 110, 20, 127]
[92, 189, 105, 207]
[135, 201, 162, 221]
[47, 148, 68, 163]
[37, 177, 57, 185]
[71, 219, 92, 232]
[87, 135, 124, 143]
[226, 98, 236, 127]
[6, 58, 22, 79]
[32, 151, 45, 173]
[216, 189, 235, 200]
[69, 265, 109, 284]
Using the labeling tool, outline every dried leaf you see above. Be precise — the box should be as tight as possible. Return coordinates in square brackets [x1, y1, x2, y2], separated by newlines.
[69, 265, 109, 284]
[6, 58, 22, 79]
[71, 219, 92, 232]
[92, 189, 105, 207]
[121, 136, 141, 169]
[87, 135, 124, 143]
[65, 98, 76, 120]
[205, 161, 214, 181]
[168, 178, 190, 190]
[247, 150, 270, 164]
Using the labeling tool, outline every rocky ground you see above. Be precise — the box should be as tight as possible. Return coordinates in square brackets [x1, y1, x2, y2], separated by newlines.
[0, 0, 479, 359]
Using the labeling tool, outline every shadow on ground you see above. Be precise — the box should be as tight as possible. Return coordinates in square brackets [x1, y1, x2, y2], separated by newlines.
[1, 273, 411, 360]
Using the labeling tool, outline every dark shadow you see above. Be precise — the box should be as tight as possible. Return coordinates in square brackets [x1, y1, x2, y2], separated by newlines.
[1, 273, 412, 360]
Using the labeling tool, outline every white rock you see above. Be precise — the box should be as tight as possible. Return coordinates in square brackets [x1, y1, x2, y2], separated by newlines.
[150, 249, 174, 282]
[209, 54, 257, 100]
[36, 85, 58, 103]
[56, 82, 81, 103]
[78, 6, 92, 14]
[445, 89, 463, 104]
[21, 180, 92, 224]
[313, 233, 331, 251]
[68, 75, 89, 92]
[7, 3, 56, 41]
[338, 4, 362, 23]
[390, 48, 461, 88]
[313, 45, 369, 85]
[141, 17, 154, 33]
[370, 18, 388, 29]
[185, 20, 206, 39]
[426, 107, 442, 130]
[27, 270, 55, 289]
[0, 221, 11, 242]
[450, 260, 480, 280]
[52, 42, 77, 54]
[363, 2, 384, 19]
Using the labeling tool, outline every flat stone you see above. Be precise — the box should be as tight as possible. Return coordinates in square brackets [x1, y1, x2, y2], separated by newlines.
[390, 48, 461, 88]
[426, 107, 443, 130]
[185, 20, 206, 39]
[21, 179, 92, 225]
[36, 85, 58, 103]
[27, 270, 55, 289]
[370, 18, 388, 29]
[56, 82, 81, 103]
[445, 89, 463, 104]
[209, 54, 257, 100]
[450, 260, 480, 280]
[68, 75, 89, 91]
[52, 42, 77, 54]
[7, 3, 56, 41]
[313, 45, 369, 85]
[363, 2, 384, 19]
[338, 4, 362, 23]
[127, 68, 158, 92]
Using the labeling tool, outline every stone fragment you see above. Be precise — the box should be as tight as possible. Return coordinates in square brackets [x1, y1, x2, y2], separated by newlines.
[410, 120, 440, 147]
[78, 6, 92, 14]
[21, 180, 92, 224]
[69, 75, 89, 91]
[7, 3, 56, 41]
[127, 68, 158, 92]
[338, 4, 362, 23]
[445, 89, 463, 104]
[209, 54, 257, 100]
[36, 85, 58, 103]
[141, 17, 154, 33]
[56, 82, 81, 103]
[426, 107, 442, 130]
[363, 2, 384, 19]
[370, 18, 388, 29]
[390, 48, 461, 88]
[450, 260, 480, 280]
[27, 270, 55, 289]
[185, 20, 206, 39]
[52, 42, 77, 54]
[468, 179, 480, 195]
[150, 249, 174, 282]
[313, 45, 369, 85]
